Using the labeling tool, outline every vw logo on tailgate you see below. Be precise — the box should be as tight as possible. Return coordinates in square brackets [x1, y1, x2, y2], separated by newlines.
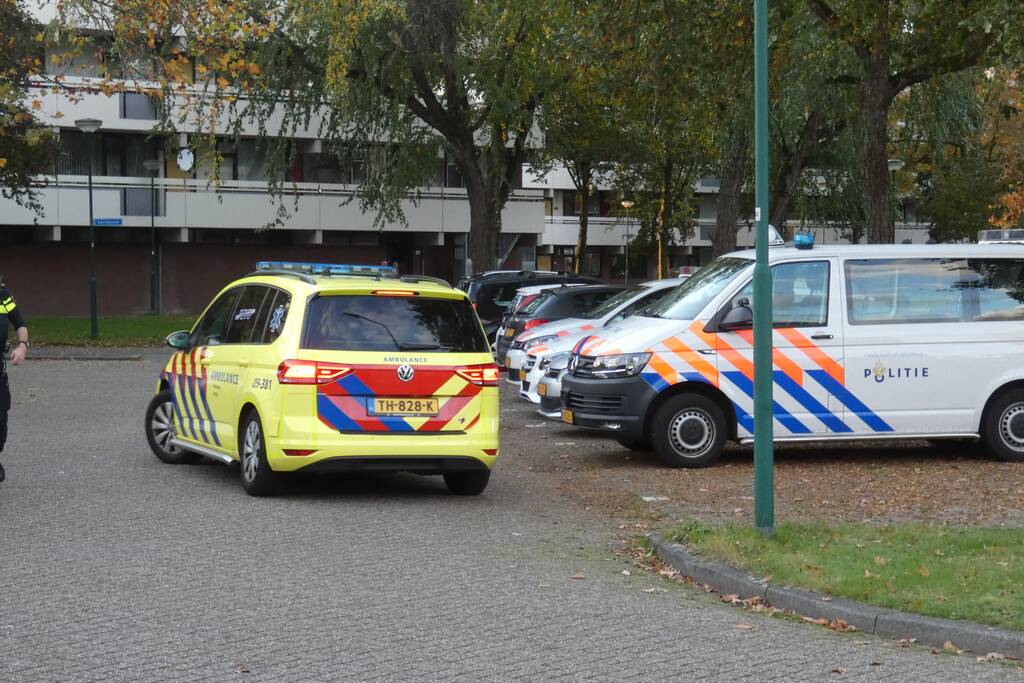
[397, 364, 415, 382]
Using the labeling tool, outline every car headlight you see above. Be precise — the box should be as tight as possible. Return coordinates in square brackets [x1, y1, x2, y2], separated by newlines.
[522, 335, 558, 351]
[584, 352, 652, 379]
[545, 352, 572, 372]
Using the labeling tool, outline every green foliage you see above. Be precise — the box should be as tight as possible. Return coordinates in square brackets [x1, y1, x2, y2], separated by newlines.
[25, 315, 198, 347]
[669, 520, 1024, 631]
[0, 0, 58, 213]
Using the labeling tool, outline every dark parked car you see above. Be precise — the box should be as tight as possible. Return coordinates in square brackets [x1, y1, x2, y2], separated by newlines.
[458, 271, 600, 340]
[494, 284, 624, 362]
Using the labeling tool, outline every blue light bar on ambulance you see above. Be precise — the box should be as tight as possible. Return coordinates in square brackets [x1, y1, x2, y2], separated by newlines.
[256, 261, 398, 276]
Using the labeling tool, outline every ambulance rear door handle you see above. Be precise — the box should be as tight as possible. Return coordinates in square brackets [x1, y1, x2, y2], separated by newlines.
[811, 333, 833, 340]
[238, 358, 250, 367]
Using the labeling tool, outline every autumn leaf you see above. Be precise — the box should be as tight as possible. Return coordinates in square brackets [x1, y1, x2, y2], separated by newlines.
[917, 565, 930, 578]
[0, 158, 7, 169]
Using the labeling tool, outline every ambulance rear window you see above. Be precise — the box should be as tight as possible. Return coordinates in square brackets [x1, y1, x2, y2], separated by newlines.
[302, 295, 489, 352]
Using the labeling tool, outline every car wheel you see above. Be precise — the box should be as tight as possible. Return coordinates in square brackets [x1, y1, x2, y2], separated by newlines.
[982, 389, 1024, 463]
[145, 390, 199, 465]
[651, 394, 727, 468]
[443, 470, 490, 495]
[239, 411, 278, 496]
[617, 439, 653, 452]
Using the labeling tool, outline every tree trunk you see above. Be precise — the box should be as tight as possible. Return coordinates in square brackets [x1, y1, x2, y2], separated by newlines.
[573, 162, 592, 274]
[712, 131, 750, 257]
[656, 159, 674, 278]
[861, 55, 895, 244]
[459, 148, 500, 271]
[770, 108, 824, 233]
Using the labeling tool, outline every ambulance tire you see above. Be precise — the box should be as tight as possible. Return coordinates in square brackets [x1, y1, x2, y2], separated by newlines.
[982, 389, 1024, 463]
[239, 411, 278, 496]
[444, 470, 490, 495]
[651, 394, 727, 469]
[145, 390, 200, 465]
[617, 439, 653, 452]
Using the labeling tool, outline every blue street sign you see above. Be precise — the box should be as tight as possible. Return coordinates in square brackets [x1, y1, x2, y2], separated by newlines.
[94, 218, 123, 226]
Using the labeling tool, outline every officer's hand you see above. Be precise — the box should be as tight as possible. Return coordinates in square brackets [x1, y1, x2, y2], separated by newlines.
[9, 343, 26, 366]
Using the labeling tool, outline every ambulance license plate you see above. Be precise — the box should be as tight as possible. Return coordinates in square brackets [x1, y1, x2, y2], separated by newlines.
[372, 398, 440, 416]
[562, 409, 574, 424]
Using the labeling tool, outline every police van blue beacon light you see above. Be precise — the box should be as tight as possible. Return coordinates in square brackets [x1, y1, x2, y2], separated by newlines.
[793, 231, 815, 250]
[256, 261, 398, 276]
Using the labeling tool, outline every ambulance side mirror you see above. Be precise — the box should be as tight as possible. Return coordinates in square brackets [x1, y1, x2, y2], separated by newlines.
[166, 330, 191, 350]
[719, 304, 753, 331]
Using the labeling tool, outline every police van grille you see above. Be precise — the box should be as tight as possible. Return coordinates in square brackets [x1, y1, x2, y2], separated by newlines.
[566, 392, 624, 415]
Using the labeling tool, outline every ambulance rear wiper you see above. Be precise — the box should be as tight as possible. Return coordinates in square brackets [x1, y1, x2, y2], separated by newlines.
[397, 343, 454, 351]
[343, 312, 403, 350]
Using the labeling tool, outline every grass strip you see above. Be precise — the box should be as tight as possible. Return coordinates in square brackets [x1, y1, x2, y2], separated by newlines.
[667, 520, 1024, 631]
[17, 315, 196, 347]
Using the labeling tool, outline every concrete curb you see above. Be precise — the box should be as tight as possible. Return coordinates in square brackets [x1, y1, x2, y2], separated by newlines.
[650, 534, 1024, 659]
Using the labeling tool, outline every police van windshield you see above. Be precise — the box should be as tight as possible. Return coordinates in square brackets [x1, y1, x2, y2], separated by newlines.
[642, 257, 752, 320]
[303, 295, 489, 352]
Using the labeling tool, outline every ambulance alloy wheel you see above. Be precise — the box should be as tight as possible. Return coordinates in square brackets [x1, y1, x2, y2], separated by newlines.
[983, 389, 1024, 463]
[443, 470, 490, 495]
[651, 394, 726, 468]
[239, 411, 278, 496]
[145, 390, 199, 465]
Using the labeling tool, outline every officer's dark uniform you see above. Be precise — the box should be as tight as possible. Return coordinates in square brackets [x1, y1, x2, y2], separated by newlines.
[1, 283, 27, 482]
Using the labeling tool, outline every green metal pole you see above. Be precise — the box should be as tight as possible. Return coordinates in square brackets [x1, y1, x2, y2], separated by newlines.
[753, 0, 774, 533]
[87, 155, 98, 340]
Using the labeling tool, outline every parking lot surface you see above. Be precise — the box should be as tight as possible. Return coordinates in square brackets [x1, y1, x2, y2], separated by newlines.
[0, 354, 1019, 681]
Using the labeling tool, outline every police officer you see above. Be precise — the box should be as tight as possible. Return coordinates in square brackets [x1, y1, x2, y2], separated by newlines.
[1, 276, 29, 484]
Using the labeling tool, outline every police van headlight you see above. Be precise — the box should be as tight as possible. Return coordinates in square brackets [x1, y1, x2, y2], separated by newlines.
[589, 352, 652, 379]
[545, 352, 572, 371]
[523, 335, 558, 351]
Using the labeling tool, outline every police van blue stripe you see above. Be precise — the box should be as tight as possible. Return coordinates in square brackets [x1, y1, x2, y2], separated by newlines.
[723, 371, 812, 435]
[807, 369, 894, 433]
[772, 371, 853, 434]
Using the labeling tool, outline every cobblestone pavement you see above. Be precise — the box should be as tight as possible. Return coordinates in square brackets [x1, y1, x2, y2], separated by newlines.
[0, 354, 1019, 681]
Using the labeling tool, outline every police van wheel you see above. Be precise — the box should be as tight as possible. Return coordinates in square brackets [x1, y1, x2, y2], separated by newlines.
[239, 412, 278, 496]
[145, 390, 199, 465]
[443, 470, 490, 495]
[651, 394, 726, 468]
[983, 390, 1024, 463]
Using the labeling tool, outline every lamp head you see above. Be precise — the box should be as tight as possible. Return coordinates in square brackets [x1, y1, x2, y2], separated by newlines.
[620, 200, 635, 210]
[74, 118, 103, 134]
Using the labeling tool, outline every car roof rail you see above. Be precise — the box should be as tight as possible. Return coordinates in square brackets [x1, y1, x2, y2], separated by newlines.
[399, 275, 452, 288]
[245, 269, 317, 285]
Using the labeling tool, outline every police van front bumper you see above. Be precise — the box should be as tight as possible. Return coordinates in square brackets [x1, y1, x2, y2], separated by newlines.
[560, 374, 655, 442]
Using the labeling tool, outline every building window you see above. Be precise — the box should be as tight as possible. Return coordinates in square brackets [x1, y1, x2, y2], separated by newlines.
[120, 92, 157, 120]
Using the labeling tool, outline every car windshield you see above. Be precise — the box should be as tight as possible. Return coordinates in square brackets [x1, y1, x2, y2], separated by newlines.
[642, 257, 752, 320]
[302, 295, 489, 352]
[579, 286, 647, 319]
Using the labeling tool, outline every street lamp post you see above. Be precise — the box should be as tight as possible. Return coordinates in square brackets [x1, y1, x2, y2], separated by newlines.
[75, 117, 103, 339]
[888, 159, 904, 238]
[143, 159, 162, 314]
[621, 200, 634, 287]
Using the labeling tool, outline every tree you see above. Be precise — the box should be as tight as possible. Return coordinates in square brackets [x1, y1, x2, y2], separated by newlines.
[0, 0, 57, 214]
[534, 5, 629, 274]
[804, 0, 1021, 243]
[62, 0, 568, 270]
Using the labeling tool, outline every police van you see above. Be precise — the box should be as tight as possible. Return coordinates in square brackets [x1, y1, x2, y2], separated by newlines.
[144, 262, 499, 496]
[560, 241, 1024, 467]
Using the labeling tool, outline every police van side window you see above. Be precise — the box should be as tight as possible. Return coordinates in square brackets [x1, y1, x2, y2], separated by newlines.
[729, 261, 830, 327]
[223, 286, 269, 344]
[845, 258, 1024, 324]
[260, 291, 291, 343]
[193, 288, 241, 346]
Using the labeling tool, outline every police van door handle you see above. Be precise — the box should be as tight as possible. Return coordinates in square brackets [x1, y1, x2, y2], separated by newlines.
[811, 333, 833, 340]
[698, 349, 717, 356]
[238, 358, 250, 367]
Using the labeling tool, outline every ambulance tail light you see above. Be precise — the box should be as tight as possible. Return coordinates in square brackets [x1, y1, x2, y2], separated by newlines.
[523, 318, 549, 331]
[278, 360, 353, 384]
[456, 364, 500, 387]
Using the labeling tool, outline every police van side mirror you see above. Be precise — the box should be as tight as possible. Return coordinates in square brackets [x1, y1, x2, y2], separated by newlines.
[166, 331, 191, 350]
[719, 305, 753, 331]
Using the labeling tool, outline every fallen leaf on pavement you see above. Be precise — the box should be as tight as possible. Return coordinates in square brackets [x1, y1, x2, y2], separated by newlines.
[829, 619, 856, 632]
[569, 573, 586, 580]
[830, 667, 847, 675]
[944, 640, 963, 654]
[735, 623, 754, 630]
